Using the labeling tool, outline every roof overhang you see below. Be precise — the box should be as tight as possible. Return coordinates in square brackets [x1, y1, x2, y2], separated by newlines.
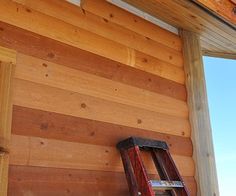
[122, 0, 236, 59]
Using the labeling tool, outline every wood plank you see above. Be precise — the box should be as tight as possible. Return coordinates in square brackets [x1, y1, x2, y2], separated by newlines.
[0, 47, 16, 196]
[12, 106, 193, 156]
[135, 51, 185, 84]
[8, 166, 197, 196]
[0, 21, 187, 100]
[181, 30, 219, 196]
[15, 53, 188, 118]
[0, 62, 14, 148]
[79, 0, 182, 51]
[13, 0, 183, 58]
[13, 79, 191, 137]
[0, 154, 9, 196]
[9, 134, 194, 176]
[123, 0, 236, 59]
[0, 46, 16, 64]
[202, 50, 236, 60]
[0, 0, 183, 67]
[195, 0, 236, 25]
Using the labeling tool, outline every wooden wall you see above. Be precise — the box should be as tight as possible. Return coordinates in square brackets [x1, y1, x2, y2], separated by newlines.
[0, 0, 196, 195]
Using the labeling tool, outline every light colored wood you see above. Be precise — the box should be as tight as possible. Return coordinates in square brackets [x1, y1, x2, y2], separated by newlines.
[0, 21, 187, 101]
[0, 63, 14, 148]
[8, 166, 197, 196]
[0, 47, 16, 196]
[194, 0, 236, 24]
[181, 30, 219, 196]
[202, 50, 236, 60]
[135, 51, 185, 84]
[79, 0, 182, 51]
[0, 0, 129, 66]
[123, 0, 236, 59]
[12, 0, 184, 68]
[0, 0, 183, 68]
[12, 79, 190, 137]
[15, 53, 188, 118]
[10, 134, 195, 177]
[0, 154, 9, 196]
[12, 105, 193, 156]
[0, 46, 16, 64]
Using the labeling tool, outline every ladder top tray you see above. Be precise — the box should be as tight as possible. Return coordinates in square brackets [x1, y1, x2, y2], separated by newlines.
[116, 137, 168, 150]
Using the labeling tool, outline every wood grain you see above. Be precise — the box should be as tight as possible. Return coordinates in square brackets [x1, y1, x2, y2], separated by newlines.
[0, 0, 183, 67]
[9, 134, 194, 176]
[13, 0, 183, 62]
[15, 53, 188, 118]
[8, 166, 197, 196]
[181, 30, 219, 196]
[12, 106, 193, 156]
[0, 62, 14, 148]
[13, 79, 191, 137]
[0, 46, 16, 64]
[0, 21, 187, 100]
[195, 0, 236, 25]
[0, 47, 16, 196]
[0, 154, 9, 196]
[123, 0, 236, 59]
[80, 0, 181, 51]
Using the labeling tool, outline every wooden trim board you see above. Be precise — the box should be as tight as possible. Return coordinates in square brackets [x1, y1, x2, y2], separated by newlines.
[0, 46, 16, 196]
[181, 30, 219, 196]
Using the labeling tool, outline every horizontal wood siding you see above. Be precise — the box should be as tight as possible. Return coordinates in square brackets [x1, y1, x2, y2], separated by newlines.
[8, 166, 197, 196]
[0, 0, 196, 195]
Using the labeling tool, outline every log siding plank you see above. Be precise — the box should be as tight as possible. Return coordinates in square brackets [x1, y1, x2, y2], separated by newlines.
[0, 0, 183, 67]
[8, 166, 197, 196]
[12, 106, 193, 156]
[15, 53, 188, 118]
[9, 134, 194, 177]
[13, 79, 191, 137]
[0, 21, 187, 100]
[13, 0, 183, 54]
[80, 0, 182, 51]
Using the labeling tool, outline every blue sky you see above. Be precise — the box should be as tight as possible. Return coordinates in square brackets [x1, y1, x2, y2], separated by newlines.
[203, 57, 236, 196]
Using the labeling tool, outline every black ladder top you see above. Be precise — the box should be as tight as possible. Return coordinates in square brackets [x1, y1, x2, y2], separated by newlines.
[116, 137, 168, 151]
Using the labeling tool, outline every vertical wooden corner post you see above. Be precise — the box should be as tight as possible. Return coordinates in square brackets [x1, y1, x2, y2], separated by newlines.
[180, 30, 219, 196]
[0, 46, 16, 196]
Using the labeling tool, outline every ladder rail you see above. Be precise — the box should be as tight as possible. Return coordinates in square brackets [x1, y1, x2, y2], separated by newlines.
[128, 146, 155, 196]
[117, 137, 190, 196]
[120, 148, 139, 196]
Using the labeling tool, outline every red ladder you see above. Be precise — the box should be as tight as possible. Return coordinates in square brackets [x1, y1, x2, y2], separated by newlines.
[117, 137, 190, 196]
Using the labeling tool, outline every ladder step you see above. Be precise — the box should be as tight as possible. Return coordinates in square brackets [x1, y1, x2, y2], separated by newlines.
[150, 180, 184, 190]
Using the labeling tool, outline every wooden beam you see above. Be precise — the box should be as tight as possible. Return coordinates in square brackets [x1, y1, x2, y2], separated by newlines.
[122, 0, 236, 59]
[202, 50, 236, 60]
[194, 0, 236, 25]
[0, 46, 16, 196]
[180, 30, 219, 196]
